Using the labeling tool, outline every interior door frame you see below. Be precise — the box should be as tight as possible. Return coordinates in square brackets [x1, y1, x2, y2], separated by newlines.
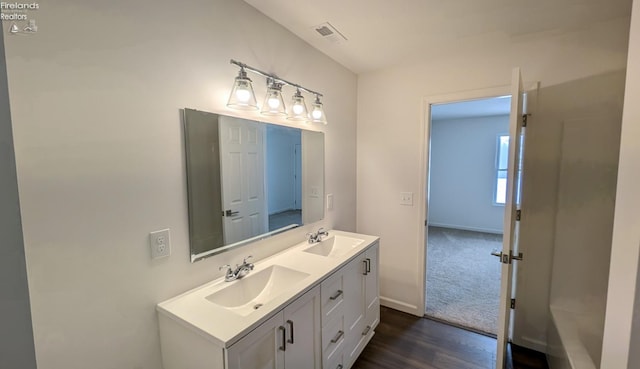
[418, 80, 539, 344]
[418, 85, 512, 317]
[417, 84, 519, 318]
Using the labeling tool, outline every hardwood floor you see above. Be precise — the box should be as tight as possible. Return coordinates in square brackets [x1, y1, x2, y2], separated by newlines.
[352, 306, 548, 369]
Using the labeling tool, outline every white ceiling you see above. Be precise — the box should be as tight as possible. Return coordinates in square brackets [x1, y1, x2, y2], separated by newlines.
[431, 96, 511, 121]
[244, 0, 632, 73]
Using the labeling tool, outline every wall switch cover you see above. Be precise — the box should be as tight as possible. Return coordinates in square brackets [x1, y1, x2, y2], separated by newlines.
[327, 194, 334, 210]
[150, 229, 171, 260]
[400, 192, 414, 206]
[310, 186, 320, 198]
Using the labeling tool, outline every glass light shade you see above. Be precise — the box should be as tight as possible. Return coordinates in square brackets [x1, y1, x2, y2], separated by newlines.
[310, 96, 327, 124]
[287, 90, 309, 121]
[261, 84, 287, 116]
[227, 69, 258, 110]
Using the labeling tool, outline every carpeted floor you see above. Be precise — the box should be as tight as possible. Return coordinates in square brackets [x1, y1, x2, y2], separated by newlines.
[426, 226, 502, 335]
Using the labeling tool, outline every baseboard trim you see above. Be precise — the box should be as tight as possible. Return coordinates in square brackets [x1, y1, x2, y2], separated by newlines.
[428, 222, 503, 235]
[380, 296, 421, 316]
[512, 336, 548, 354]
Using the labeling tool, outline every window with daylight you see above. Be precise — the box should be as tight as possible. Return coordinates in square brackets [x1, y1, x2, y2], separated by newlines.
[495, 135, 509, 205]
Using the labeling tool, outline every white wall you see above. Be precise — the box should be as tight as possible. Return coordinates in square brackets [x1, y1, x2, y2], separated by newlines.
[357, 14, 630, 352]
[602, 0, 640, 367]
[429, 115, 509, 234]
[2, 0, 357, 368]
[0, 26, 37, 369]
[266, 125, 301, 214]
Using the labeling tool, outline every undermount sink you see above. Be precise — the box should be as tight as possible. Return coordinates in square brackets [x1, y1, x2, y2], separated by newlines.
[303, 235, 365, 258]
[205, 265, 310, 316]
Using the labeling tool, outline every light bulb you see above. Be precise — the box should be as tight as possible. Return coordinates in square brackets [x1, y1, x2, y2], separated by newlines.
[312, 109, 323, 120]
[235, 87, 251, 103]
[267, 96, 280, 109]
[293, 104, 304, 115]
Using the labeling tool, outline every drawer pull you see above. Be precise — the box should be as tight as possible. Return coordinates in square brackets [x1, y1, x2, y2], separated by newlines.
[362, 325, 371, 336]
[329, 290, 343, 300]
[363, 260, 368, 275]
[366, 258, 371, 273]
[330, 330, 344, 343]
[279, 326, 286, 351]
[287, 320, 294, 344]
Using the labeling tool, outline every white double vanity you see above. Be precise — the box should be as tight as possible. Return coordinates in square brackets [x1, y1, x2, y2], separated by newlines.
[157, 230, 380, 369]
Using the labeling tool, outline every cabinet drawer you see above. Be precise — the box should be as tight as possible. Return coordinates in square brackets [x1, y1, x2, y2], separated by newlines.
[322, 314, 345, 363]
[321, 270, 345, 323]
[325, 349, 344, 369]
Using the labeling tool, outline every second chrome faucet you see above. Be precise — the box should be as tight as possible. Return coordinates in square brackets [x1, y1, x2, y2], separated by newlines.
[306, 228, 329, 244]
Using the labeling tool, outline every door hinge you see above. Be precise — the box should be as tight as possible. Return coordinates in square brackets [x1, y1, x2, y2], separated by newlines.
[522, 114, 530, 127]
[516, 209, 521, 221]
[511, 298, 516, 309]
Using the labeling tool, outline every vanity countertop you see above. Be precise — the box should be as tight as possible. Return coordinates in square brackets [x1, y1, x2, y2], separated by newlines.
[156, 229, 379, 348]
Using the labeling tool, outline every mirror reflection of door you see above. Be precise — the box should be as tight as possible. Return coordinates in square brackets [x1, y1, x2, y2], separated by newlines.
[219, 116, 268, 245]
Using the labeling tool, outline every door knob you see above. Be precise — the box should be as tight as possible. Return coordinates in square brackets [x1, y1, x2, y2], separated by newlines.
[491, 250, 510, 264]
[225, 209, 239, 217]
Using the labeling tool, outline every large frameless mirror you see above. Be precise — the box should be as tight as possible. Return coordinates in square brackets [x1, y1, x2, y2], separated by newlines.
[183, 108, 325, 262]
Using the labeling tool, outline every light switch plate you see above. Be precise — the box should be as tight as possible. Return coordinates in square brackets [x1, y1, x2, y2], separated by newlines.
[327, 194, 334, 210]
[150, 229, 171, 260]
[400, 192, 414, 206]
[310, 186, 320, 198]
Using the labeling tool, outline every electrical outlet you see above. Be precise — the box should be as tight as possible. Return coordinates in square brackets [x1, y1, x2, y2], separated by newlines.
[400, 192, 414, 206]
[150, 229, 171, 260]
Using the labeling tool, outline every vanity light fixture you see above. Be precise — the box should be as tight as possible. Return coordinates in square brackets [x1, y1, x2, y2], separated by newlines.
[227, 59, 327, 124]
[227, 67, 258, 110]
[260, 79, 287, 116]
[310, 95, 327, 124]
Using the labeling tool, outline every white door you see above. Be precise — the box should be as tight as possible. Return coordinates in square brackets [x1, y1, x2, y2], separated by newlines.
[495, 68, 526, 368]
[219, 116, 268, 245]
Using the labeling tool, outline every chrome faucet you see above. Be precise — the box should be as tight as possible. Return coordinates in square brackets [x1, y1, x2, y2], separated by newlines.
[219, 256, 254, 282]
[306, 228, 329, 244]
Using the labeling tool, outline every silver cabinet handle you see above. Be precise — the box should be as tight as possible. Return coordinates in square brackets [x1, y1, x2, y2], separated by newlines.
[330, 290, 343, 300]
[279, 326, 286, 351]
[362, 325, 371, 336]
[287, 320, 294, 344]
[330, 330, 344, 343]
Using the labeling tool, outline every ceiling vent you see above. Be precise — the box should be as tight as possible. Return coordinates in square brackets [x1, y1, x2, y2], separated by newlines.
[312, 22, 348, 44]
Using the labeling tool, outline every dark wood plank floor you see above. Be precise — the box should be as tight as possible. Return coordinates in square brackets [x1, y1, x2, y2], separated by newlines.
[352, 306, 548, 369]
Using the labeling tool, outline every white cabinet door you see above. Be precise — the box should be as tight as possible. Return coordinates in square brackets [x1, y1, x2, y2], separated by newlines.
[342, 255, 367, 367]
[283, 286, 321, 369]
[364, 243, 380, 333]
[226, 312, 285, 369]
[227, 287, 320, 369]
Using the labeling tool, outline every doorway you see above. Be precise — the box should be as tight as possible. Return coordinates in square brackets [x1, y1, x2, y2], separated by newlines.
[424, 96, 511, 335]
